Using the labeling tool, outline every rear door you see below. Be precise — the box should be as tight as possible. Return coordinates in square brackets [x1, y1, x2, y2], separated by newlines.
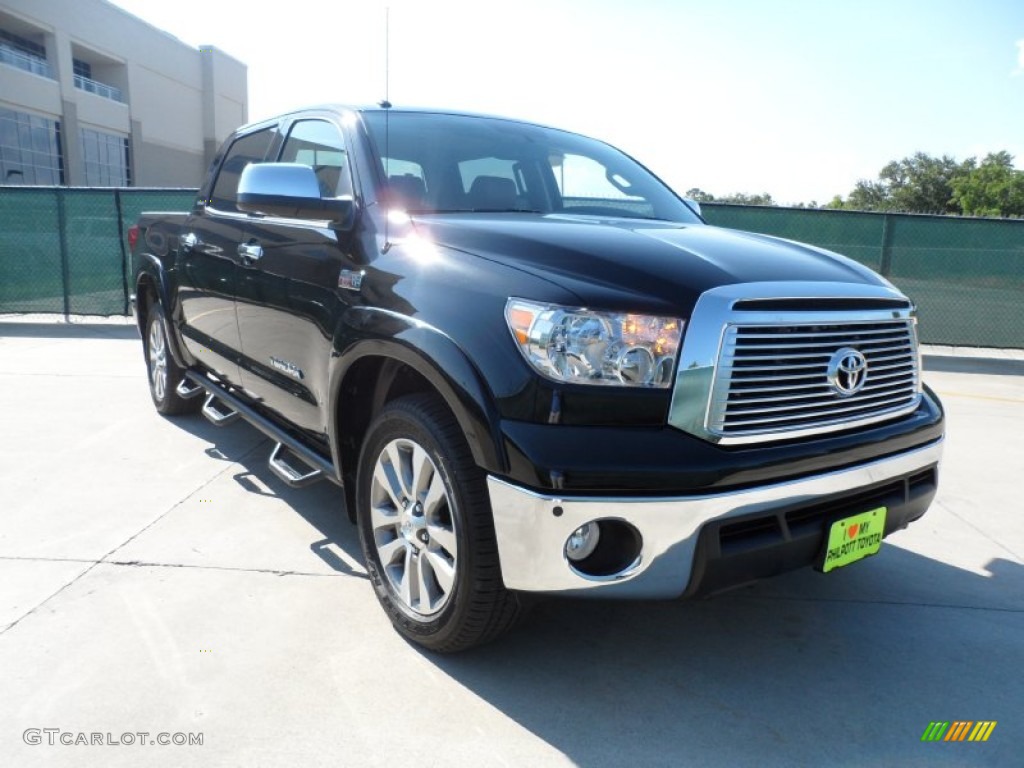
[234, 118, 363, 437]
[177, 125, 276, 385]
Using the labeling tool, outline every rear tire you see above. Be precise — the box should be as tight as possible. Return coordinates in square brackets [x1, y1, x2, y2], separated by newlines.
[144, 302, 200, 416]
[355, 394, 522, 652]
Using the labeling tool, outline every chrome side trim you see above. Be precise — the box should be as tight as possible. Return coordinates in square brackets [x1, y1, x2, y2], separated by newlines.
[488, 438, 942, 598]
[669, 282, 920, 444]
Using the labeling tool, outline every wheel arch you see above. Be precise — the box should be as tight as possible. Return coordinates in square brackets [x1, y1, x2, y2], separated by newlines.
[134, 255, 189, 367]
[329, 329, 508, 522]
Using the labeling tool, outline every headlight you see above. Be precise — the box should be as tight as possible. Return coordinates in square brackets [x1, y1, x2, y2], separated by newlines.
[505, 299, 684, 388]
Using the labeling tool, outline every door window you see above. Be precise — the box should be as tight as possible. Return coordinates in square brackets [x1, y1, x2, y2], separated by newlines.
[208, 127, 275, 212]
[279, 120, 352, 198]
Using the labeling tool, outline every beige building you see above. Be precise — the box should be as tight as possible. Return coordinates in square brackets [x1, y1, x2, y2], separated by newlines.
[0, 0, 246, 187]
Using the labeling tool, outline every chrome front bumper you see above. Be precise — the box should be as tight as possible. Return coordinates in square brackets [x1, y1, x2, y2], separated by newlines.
[488, 439, 943, 598]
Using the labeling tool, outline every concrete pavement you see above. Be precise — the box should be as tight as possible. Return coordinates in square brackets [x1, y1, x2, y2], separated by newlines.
[0, 318, 1020, 767]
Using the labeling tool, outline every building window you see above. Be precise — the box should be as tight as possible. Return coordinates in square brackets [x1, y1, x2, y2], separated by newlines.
[72, 58, 92, 79]
[0, 107, 64, 185]
[0, 28, 52, 78]
[0, 29, 45, 59]
[79, 128, 131, 186]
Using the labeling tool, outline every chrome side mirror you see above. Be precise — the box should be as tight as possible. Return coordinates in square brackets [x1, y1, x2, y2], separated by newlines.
[238, 163, 354, 229]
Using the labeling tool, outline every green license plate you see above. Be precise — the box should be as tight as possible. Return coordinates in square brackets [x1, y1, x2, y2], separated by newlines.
[821, 507, 887, 573]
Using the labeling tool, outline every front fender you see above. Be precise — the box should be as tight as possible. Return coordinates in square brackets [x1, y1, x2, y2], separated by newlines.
[327, 307, 507, 477]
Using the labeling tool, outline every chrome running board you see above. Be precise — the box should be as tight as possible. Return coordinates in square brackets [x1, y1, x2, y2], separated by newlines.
[268, 442, 324, 487]
[175, 379, 205, 400]
[201, 392, 240, 426]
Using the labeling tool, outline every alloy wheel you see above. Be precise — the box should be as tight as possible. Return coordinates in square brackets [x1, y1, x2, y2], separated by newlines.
[369, 437, 458, 617]
[148, 317, 168, 402]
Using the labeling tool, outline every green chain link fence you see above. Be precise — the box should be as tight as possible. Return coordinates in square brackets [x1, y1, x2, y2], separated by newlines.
[702, 204, 1024, 348]
[0, 189, 1021, 347]
[0, 187, 196, 316]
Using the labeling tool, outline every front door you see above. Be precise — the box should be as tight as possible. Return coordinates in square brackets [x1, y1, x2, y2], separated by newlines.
[234, 119, 362, 437]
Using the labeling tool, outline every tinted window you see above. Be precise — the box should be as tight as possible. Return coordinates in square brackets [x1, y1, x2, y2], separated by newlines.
[553, 152, 654, 219]
[209, 128, 274, 211]
[0, 107, 64, 186]
[459, 157, 518, 193]
[279, 120, 352, 197]
[79, 128, 130, 186]
[362, 112, 699, 223]
[383, 158, 424, 179]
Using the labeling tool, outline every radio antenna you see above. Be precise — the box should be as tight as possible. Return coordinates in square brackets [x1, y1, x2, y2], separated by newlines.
[381, 7, 392, 250]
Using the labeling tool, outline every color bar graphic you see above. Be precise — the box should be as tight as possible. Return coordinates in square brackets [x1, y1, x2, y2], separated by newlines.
[921, 721, 996, 742]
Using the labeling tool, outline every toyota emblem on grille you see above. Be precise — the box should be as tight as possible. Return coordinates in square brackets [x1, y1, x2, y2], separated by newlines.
[827, 347, 868, 396]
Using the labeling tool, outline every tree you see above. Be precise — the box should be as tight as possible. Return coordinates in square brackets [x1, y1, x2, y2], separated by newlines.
[845, 180, 893, 211]
[950, 152, 1024, 217]
[879, 152, 969, 214]
[684, 187, 715, 203]
[716, 192, 775, 206]
[835, 152, 974, 214]
[683, 189, 776, 206]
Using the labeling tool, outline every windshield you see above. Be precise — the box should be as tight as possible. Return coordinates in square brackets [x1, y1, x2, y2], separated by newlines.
[362, 111, 700, 223]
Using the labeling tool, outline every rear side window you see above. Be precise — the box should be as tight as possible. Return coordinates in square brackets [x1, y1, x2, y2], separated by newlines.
[208, 128, 275, 212]
[279, 120, 352, 197]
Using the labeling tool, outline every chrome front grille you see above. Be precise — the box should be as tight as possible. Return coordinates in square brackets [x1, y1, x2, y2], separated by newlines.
[707, 319, 921, 440]
[668, 283, 926, 445]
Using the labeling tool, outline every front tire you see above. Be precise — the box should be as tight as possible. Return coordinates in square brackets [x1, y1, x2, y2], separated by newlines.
[355, 394, 521, 652]
[144, 302, 199, 416]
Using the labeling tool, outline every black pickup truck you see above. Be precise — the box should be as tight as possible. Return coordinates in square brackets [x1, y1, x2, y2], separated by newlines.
[130, 105, 944, 652]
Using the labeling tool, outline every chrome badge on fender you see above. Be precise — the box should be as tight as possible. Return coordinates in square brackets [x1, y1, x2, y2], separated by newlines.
[270, 357, 304, 380]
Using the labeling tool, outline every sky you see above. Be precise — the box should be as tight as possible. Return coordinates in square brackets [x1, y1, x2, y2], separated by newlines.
[107, 0, 1024, 205]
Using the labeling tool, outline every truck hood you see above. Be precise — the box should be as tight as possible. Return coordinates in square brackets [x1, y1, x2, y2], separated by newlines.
[410, 213, 889, 312]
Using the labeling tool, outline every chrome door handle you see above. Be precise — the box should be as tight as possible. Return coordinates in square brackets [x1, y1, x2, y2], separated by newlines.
[179, 232, 198, 250]
[237, 242, 263, 262]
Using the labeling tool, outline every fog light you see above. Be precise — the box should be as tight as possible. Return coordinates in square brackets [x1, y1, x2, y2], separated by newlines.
[565, 522, 600, 562]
